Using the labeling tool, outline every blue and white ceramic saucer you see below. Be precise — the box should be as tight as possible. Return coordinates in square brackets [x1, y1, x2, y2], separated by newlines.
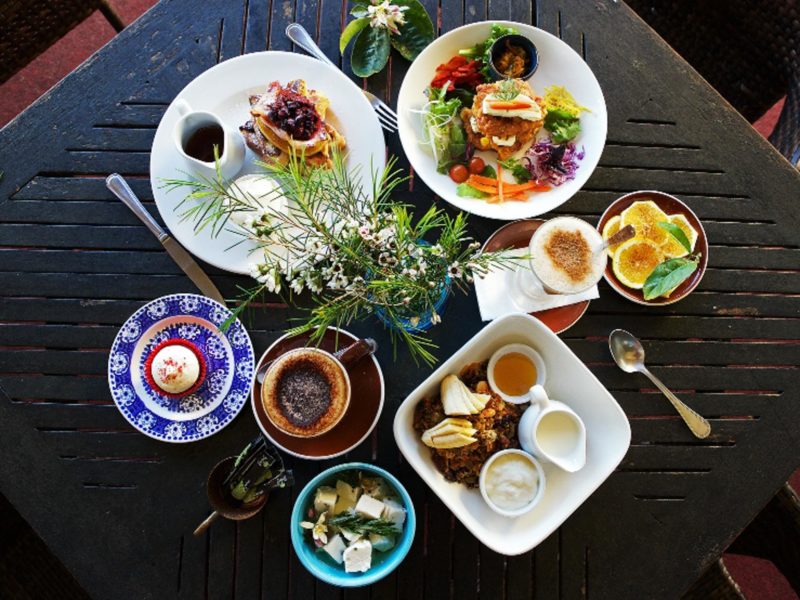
[108, 294, 255, 443]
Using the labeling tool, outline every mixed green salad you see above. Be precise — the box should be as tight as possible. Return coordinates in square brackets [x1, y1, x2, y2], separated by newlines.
[414, 24, 591, 203]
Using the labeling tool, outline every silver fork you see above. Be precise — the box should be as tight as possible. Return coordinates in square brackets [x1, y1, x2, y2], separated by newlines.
[285, 23, 399, 133]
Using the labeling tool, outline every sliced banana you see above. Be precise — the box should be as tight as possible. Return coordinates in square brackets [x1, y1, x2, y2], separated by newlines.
[421, 417, 479, 448]
[469, 392, 491, 413]
[428, 432, 477, 449]
[441, 375, 491, 415]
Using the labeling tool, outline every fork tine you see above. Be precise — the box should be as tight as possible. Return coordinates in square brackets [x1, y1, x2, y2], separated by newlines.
[374, 111, 397, 131]
[378, 115, 398, 133]
[374, 104, 399, 129]
[375, 101, 399, 122]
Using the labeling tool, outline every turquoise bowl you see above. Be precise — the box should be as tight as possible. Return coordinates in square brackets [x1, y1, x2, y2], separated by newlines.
[290, 462, 416, 587]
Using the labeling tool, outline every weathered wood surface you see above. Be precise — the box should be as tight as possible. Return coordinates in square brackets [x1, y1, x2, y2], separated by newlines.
[1, 0, 799, 598]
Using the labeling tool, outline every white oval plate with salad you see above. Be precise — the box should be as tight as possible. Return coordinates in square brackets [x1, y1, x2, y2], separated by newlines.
[397, 21, 607, 220]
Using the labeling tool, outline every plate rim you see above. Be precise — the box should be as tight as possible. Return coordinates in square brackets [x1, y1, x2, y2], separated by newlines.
[397, 20, 608, 221]
[250, 326, 385, 460]
[149, 50, 386, 274]
[107, 293, 255, 443]
[392, 312, 631, 555]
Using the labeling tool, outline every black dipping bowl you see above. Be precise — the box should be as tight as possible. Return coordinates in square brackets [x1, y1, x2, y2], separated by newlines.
[488, 34, 539, 81]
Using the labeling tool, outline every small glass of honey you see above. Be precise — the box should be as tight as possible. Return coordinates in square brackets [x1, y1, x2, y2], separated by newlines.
[487, 344, 547, 403]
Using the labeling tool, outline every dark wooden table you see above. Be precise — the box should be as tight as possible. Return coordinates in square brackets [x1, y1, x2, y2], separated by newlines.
[1, 1, 799, 598]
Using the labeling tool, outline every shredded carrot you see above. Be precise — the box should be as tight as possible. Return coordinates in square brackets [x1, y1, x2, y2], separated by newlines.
[464, 167, 551, 203]
[466, 175, 541, 194]
[468, 182, 502, 194]
[497, 164, 504, 203]
[468, 174, 501, 186]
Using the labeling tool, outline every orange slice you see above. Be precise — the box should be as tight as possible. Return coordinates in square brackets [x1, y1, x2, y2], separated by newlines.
[661, 213, 698, 258]
[612, 238, 664, 289]
[601, 215, 621, 258]
[620, 200, 670, 246]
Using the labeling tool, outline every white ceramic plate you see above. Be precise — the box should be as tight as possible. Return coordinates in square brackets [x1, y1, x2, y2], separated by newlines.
[150, 52, 386, 274]
[393, 313, 629, 555]
[397, 21, 607, 220]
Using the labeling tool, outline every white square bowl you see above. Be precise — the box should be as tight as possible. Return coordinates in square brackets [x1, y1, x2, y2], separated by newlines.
[393, 313, 630, 555]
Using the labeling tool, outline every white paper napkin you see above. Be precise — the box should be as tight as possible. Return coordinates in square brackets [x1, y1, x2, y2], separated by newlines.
[474, 248, 599, 322]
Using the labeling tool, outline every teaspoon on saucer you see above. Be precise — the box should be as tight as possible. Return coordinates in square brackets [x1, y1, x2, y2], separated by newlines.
[608, 329, 711, 439]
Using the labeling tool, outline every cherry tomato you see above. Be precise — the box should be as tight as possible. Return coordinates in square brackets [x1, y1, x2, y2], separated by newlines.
[468, 157, 486, 174]
[449, 164, 469, 183]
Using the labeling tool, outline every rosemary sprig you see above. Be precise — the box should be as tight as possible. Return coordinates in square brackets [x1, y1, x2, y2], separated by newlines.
[327, 513, 399, 537]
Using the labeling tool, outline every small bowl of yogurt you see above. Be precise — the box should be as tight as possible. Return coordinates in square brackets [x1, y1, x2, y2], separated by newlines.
[479, 449, 545, 518]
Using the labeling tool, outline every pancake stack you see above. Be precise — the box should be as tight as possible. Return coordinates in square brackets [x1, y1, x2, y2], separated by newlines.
[239, 79, 346, 169]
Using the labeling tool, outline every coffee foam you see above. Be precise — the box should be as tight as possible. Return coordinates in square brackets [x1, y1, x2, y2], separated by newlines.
[262, 349, 349, 437]
[530, 217, 605, 294]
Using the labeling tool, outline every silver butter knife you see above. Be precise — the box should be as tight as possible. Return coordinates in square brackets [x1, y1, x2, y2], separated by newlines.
[106, 173, 226, 306]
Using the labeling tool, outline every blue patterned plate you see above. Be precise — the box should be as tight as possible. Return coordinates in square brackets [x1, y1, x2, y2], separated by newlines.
[108, 294, 255, 443]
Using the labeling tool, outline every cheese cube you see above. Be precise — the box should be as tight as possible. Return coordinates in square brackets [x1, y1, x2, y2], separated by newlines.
[368, 533, 396, 553]
[333, 480, 361, 515]
[322, 534, 346, 564]
[313, 486, 337, 515]
[343, 539, 372, 573]
[340, 529, 361, 542]
[360, 476, 392, 500]
[355, 494, 385, 521]
[382, 499, 406, 528]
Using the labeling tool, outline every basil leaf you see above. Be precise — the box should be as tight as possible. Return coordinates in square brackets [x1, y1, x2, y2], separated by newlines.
[642, 257, 698, 300]
[456, 183, 488, 198]
[351, 27, 390, 77]
[481, 165, 497, 179]
[340, 17, 370, 53]
[389, 0, 434, 61]
[657, 221, 693, 254]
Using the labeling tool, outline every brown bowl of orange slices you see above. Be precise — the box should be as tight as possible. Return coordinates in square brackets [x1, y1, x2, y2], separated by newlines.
[597, 191, 708, 305]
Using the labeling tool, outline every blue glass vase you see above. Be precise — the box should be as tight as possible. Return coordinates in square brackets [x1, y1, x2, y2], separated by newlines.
[374, 281, 451, 334]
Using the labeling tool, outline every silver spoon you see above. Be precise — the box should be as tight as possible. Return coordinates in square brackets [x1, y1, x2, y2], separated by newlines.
[608, 329, 711, 439]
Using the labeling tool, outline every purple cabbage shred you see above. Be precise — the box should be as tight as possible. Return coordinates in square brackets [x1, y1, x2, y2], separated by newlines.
[523, 139, 585, 186]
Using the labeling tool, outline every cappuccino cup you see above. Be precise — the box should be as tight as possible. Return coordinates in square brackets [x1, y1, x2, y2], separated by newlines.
[261, 348, 350, 438]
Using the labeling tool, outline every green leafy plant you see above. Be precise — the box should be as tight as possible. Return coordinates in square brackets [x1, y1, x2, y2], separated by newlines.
[642, 222, 701, 300]
[163, 151, 518, 365]
[340, 0, 434, 77]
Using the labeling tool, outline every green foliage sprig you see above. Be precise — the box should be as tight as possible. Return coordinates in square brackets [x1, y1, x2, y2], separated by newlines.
[162, 151, 518, 365]
[642, 222, 701, 300]
[340, 0, 434, 77]
[328, 512, 399, 536]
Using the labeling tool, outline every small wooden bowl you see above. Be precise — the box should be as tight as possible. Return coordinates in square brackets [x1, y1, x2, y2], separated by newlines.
[597, 190, 709, 306]
[193, 457, 267, 536]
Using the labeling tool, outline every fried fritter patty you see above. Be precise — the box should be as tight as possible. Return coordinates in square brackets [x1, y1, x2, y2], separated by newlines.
[464, 80, 545, 160]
